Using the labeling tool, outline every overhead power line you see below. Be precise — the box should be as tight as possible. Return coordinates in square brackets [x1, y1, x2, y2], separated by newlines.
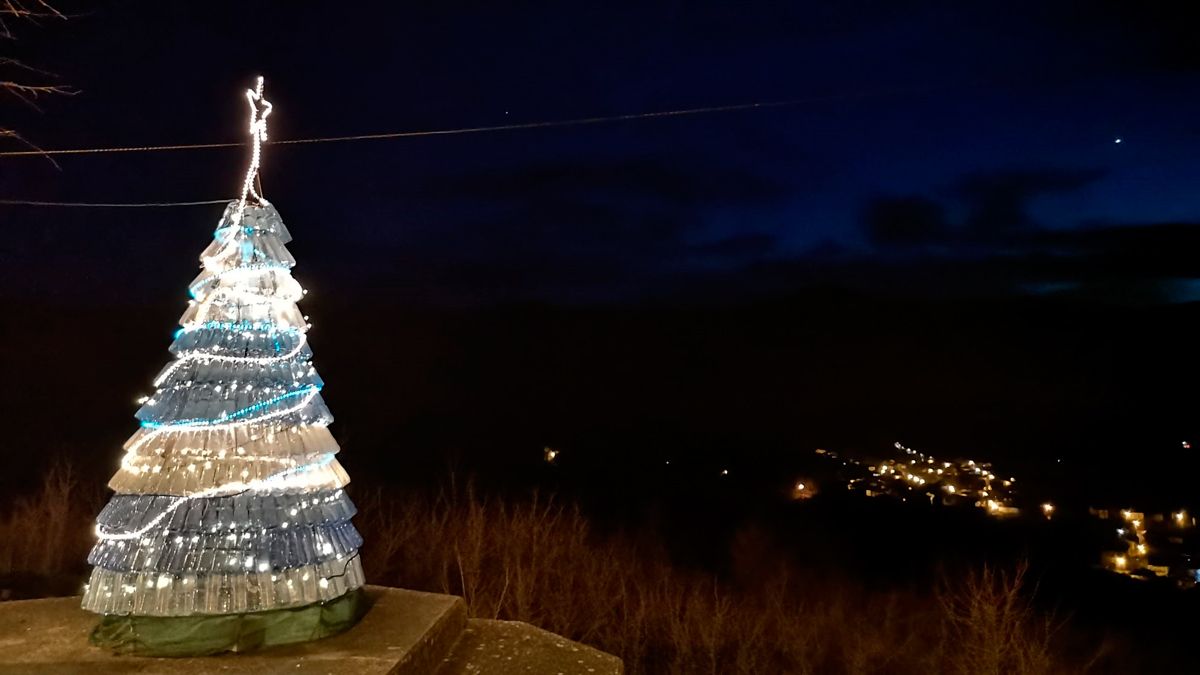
[0, 98, 806, 158]
[0, 198, 231, 207]
[0, 89, 921, 207]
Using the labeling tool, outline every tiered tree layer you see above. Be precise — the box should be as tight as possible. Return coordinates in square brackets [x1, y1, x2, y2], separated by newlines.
[82, 202, 363, 621]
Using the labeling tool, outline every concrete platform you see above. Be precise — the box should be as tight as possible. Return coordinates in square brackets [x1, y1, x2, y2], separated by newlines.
[0, 586, 621, 675]
[437, 620, 621, 675]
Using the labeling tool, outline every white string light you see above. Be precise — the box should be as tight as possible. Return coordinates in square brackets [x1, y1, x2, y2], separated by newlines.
[192, 263, 293, 291]
[151, 334, 309, 387]
[124, 387, 324, 477]
[233, 76, 273, 225]
[192, 278, 305, 304]
[96, 453, 339, 541]
[136, 385, 322, 433]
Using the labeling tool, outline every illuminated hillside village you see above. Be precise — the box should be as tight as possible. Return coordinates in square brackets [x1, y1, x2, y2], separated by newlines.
[808, 442, 1200, 588]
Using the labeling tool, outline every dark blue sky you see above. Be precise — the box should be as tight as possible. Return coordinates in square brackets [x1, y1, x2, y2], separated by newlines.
[3, 1, 1200, 305]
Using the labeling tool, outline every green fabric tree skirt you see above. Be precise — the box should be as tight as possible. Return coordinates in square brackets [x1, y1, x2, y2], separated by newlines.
[90, 588, 366, 657]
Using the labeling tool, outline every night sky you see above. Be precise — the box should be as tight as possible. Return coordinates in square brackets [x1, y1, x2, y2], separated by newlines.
[3, 2, 1200, 500]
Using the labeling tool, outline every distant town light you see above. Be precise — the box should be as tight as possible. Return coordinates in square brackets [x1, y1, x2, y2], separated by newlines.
[1115, 555, 1127, 569]
[1041, 502, 1055, 517]
[1136, 543, 1147, 555]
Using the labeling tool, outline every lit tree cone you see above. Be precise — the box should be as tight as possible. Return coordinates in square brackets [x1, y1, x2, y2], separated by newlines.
[82, 79, 365, 656]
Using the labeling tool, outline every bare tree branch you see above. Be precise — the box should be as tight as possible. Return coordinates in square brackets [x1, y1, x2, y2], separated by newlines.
[1, 80, 75, 109]
[1, 1, 66, 38]
[0, 0, 71, 164]
[0, 127, 60, 168]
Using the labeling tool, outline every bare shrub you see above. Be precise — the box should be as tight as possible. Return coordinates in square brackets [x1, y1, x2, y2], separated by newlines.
[0, 460, 99, 594]
[935, 561, 1089, 675]
[0, 466, 1117, 673]
[353, 482, 1107, 674]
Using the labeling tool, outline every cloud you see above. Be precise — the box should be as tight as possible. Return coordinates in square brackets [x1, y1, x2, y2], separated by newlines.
[954, 168, 1107, 236]
[687, 233, 777, 261]
[862, 168, 1107, 253]
[312, 157, 789, 304]
[824, 220, 1200, 303]
[414, 158, 790, 209]
[780, 165, 1200, 303]
[863, 196, 949, 247]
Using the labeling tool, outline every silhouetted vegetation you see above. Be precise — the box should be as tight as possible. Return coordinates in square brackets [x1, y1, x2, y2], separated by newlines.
[1, 466, 1130, 673]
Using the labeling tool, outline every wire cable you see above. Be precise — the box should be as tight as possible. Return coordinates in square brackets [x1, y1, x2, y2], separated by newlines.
[0, 198, 230, 207]
[0, 92, 910, 207]
[0, 98, 805, 158]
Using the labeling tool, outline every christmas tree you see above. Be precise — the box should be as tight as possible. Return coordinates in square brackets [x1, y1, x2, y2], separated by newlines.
[82, 78, 365, 656]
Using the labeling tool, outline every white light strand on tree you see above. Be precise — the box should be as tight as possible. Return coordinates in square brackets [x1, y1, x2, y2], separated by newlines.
[234, 76, 273, 225]
[96, 453, 340, 541]
[151, 334, 309, 387]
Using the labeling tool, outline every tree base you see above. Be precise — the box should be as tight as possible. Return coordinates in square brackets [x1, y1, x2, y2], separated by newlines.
[89, 587, 366, 657]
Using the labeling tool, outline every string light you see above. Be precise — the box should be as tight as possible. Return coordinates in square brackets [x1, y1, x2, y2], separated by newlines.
[138, 385, 321, 430]
[151, 334, 309, 387]
[234, 76, 273, 225]
[96, 453, 339, 541]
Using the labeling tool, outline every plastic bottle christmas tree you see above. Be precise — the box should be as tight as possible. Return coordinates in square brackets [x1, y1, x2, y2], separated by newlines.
[82, 78, 365, 656]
